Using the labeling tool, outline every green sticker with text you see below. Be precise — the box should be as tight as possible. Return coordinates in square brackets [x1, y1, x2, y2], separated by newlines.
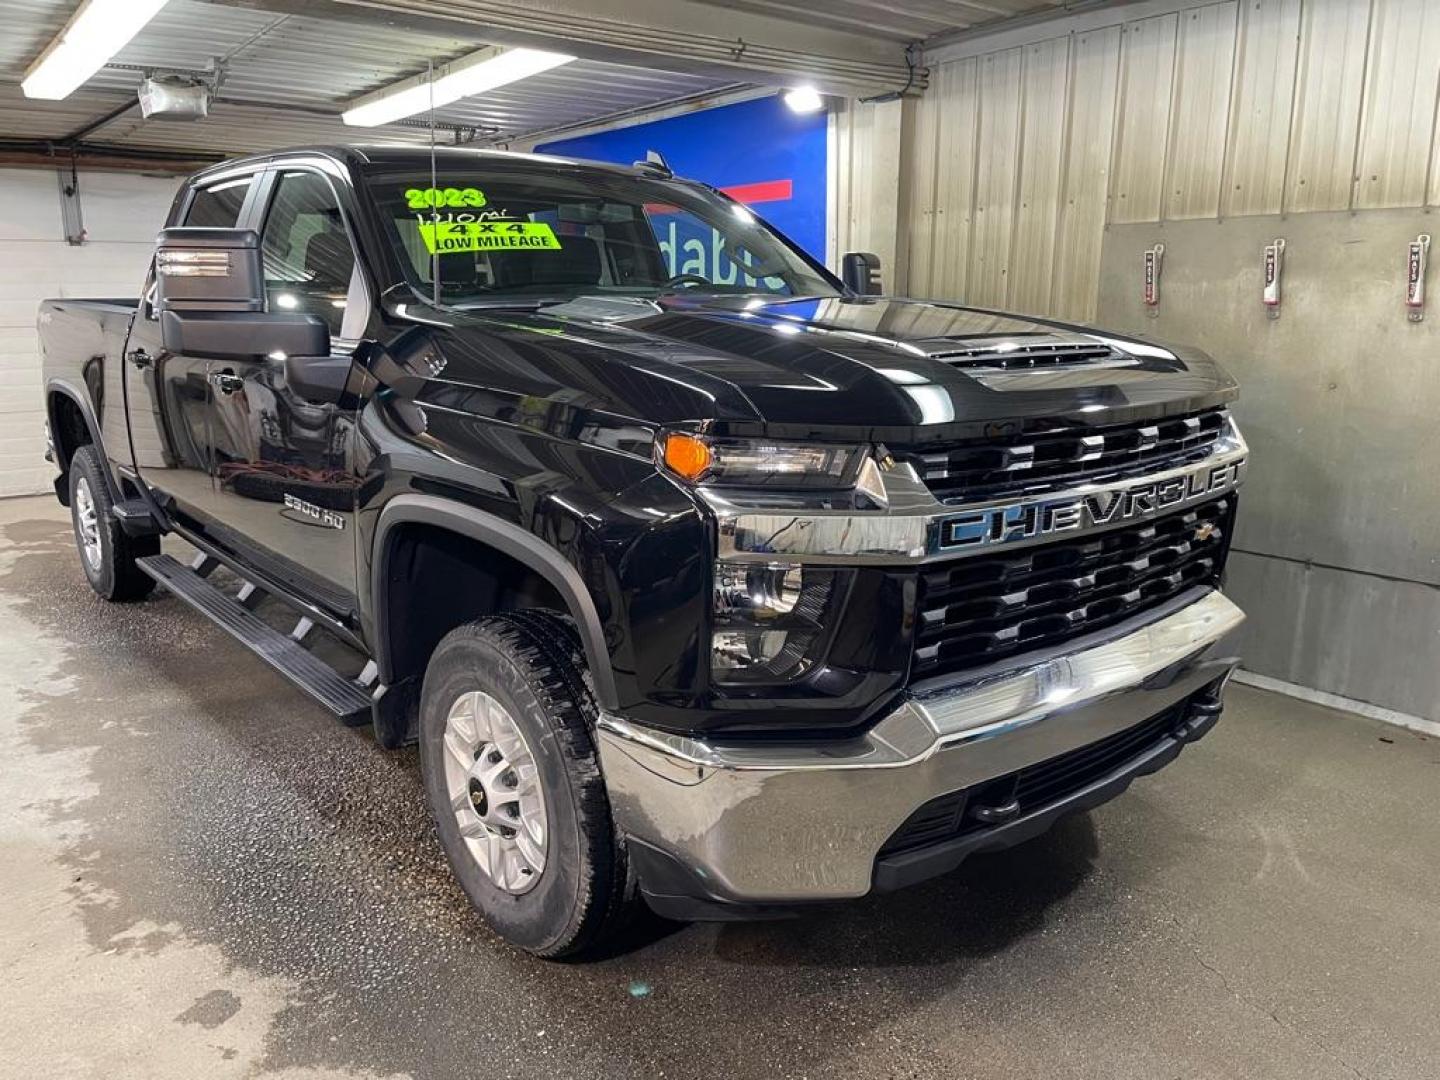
[406, 187, 486, 209]
[418, 220, 561, 254]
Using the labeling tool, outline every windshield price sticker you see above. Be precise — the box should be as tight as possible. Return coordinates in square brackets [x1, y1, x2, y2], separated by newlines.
[418, 220, 561, 254]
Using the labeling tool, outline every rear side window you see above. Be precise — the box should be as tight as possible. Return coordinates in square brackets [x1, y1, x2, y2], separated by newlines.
[183, 176, 252, 227]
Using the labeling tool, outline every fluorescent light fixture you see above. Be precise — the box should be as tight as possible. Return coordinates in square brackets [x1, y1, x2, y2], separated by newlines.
[343, 46, 575, 127]
[22, 0, 170, 100]
[782, 86, 824, 114]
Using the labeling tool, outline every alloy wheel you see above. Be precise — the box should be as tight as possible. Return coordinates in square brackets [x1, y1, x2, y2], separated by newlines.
[74, 477, 103, 573]
[442, 690, 548, 893]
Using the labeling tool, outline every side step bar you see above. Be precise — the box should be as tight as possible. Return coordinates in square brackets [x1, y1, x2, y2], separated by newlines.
[137, 554, 372, 724]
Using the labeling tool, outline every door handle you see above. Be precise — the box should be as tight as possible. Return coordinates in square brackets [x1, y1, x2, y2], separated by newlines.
[127, 348, 153, 369]
[209, 371, 244, 395]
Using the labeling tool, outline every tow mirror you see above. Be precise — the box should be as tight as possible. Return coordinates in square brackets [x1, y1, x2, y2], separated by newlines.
[842, 251, 883, 296]
[154, 227, 327, 361]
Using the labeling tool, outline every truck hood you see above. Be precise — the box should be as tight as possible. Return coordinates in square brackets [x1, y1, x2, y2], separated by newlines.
[413, 294, 1238, 444]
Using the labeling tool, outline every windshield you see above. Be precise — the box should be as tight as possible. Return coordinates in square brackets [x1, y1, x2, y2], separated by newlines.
[363, 164, 841, 307]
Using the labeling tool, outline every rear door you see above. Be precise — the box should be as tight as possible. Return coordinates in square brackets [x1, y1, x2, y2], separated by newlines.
[124, 169, 260, 526]
[198, 163, 369, 615]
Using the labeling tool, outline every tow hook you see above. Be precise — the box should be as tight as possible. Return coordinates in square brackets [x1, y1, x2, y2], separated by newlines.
[1175, 691, 1225, 743]
[970, 798, 1022, 825]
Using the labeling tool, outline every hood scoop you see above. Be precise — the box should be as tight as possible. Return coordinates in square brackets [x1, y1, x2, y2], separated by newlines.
[921, 333, 1130, 372]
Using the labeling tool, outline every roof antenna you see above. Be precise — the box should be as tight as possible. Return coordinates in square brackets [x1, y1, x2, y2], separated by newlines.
[633, 149, 672, 178]
[428, 56, 440, 308]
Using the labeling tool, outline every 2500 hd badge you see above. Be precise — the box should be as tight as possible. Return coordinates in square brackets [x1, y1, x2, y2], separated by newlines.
[283, 493, 346, 530]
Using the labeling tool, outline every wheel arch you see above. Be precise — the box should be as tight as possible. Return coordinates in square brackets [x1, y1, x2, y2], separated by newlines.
[371, 494, 619, 712]
[45, 378, 120, 503]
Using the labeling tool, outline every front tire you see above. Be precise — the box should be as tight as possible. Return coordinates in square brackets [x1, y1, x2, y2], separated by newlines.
[419, 612, 635, 958]
[67, 445, 158, 602]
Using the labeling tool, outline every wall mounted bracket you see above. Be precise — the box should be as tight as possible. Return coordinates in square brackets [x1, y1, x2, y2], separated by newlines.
[56, 162, 85, 246]
[1262, 238, 1285, 318]
[1406, 234, 1429, 323]
[1143, 243, 1164, 316]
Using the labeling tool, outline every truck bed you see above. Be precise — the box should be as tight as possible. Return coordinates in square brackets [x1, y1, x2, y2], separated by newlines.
[39, 297, 141, 477]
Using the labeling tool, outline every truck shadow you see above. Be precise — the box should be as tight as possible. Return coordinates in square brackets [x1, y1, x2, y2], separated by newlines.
[706, 814, 1098, 968]
[590, 812, 1100, 966]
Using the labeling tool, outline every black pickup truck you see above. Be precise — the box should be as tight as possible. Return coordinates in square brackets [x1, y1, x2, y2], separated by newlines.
[39, 145, 1248, 957]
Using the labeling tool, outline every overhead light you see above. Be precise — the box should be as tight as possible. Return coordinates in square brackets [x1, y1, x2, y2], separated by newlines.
[342, 46, 575, 127]
[782, 86, 824, 114]
[22, 0, 170, 100]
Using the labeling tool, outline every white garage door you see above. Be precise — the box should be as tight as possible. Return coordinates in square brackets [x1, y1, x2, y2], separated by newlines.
[0, 168, 180, 497]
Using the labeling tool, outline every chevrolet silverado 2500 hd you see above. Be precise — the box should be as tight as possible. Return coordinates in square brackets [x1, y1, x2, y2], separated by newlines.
[39, 145, 1247, 956]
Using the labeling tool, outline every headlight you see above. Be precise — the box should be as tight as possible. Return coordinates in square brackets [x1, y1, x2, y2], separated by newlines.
[658, 432, 863, 490]
[711, 560, 836, 683]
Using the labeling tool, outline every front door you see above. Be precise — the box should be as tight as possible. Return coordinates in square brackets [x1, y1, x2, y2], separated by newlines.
[201, 166, 367, 616]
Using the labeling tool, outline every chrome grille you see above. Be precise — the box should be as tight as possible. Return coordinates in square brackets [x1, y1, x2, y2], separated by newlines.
[912, 497, 1233, 682]
[906, 408, 1228, 502]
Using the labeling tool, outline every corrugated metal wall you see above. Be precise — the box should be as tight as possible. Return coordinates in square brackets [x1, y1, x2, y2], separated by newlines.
[893, 0, 1440, 721]
[906, 0, 1440, 321]
[828, 97, 907, 275]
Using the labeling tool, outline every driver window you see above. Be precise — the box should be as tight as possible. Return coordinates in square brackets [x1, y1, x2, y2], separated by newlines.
[259, 171, 357, 338]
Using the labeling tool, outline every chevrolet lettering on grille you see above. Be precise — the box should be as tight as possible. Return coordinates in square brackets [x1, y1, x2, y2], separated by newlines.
[938, 457, 1246, 551]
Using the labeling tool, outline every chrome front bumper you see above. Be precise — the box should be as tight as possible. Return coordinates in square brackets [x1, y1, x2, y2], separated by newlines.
[597, 588, 1244, 907]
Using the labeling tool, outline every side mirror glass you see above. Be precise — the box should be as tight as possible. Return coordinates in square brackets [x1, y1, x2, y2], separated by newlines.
[842, 251, 883, 296]
[154, 226, 328, 361]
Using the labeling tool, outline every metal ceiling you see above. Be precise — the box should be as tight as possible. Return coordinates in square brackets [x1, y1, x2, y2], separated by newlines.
[0, 0, 742, 157]
[0, 0, 1076, 160]
[695, 0, 1076, 43]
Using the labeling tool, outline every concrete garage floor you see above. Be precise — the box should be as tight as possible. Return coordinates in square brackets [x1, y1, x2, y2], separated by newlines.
[1, 495, 1437, 1080]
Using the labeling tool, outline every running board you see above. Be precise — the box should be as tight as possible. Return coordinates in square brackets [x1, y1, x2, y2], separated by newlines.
[137, 554, 372, 724]
[112, 498, 159, 537]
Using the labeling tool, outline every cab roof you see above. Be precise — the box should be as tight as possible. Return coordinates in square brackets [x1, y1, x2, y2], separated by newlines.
[188, 144, 668, 186]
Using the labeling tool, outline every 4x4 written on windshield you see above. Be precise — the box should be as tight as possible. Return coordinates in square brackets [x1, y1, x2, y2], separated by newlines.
[405, 185, 561, 255]
[419, 219, 560, 254]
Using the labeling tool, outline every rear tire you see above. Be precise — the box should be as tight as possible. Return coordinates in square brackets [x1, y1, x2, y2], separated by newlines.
[67, 445, 158, 602]
[419, 611, 636, 958]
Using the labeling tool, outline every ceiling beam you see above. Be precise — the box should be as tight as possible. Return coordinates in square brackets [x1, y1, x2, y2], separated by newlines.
[0, 138, 223, 173]
[199, 0, 922, 97]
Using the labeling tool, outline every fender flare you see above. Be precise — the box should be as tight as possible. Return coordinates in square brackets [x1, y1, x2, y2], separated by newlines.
[45, 377, 122, 502]
[371, 493, 619, 710]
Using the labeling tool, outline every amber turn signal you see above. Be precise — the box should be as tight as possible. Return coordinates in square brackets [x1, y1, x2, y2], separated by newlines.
[661, 433, 713, 481]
